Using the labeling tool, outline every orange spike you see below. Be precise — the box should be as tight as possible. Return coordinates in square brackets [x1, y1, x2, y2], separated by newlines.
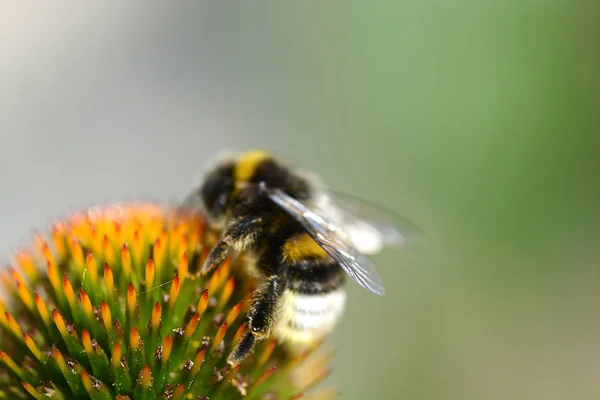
[179, 233, 189, 258]
[258, 340, 277, 368]
[190, 346, 206, 376]
[0, 351, 24, 379]
[248, 366, 277, 394]
[21, 381, 40, 398]
[219, 259, 231, 285]
[9, 267, 26, 287]
[80, 369, 93, 393]
[81, 329, 93, 355]
[0, 299, 6, 326]
[23, 334, 43, 361]
[168, 275, 180, 309]
[172, 384, 185, 399]
[53, 347, 67, 372]
[16, 280, 34, 311]
[5, 312, 23, 339]
[220, 363, 242, 387]
[41, 241, 56, 270]
[62, 274, 76, 308]
[50, 223, 67, 259]
[103, 235, 114, 267]
[151, 302, 161, 331]
[112, 342, 122, 369]
[69, 236, 84, 271]
[85, 252, 98, 284]
[140, 365, 153, 388]
[80, 290, 93, 321]
[104, 264, 114, 295]
[47, 260, 60, 292]
[208, 267, 222, 294]
[183, 313, 199, 342]
[197, 289, 209, 318]
[145, 258, 155, 292]
[15, 250, 38, 281]
[232, 322, 248, 348]
[162, 335, 172, 365]
[34, 292, 50, 326]
[219, 276, 235, 308]
[52, 310, 67, 337]
[132, 230, 143, 265]
[211, 321, 228, 353]
[225, 301, 243, 327]
[152, 236, 165, 278]
[121, 244, 131, 279]
[101, 301, 112, 333]
[127, 283, 137, 313]
[178, 252, 188, 282]
[130, 327, 141, 350]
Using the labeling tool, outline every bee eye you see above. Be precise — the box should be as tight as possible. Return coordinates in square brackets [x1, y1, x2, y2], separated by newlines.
[211, 192, 229, 217]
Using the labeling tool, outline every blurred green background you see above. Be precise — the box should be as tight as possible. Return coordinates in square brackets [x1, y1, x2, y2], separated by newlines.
[1, 2, 599, 399]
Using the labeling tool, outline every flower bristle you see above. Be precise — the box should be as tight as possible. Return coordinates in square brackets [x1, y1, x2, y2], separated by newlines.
[0, 203, 336, 399]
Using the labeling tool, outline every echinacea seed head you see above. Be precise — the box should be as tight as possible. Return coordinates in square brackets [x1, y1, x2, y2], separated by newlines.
[0, 203, 336, 399]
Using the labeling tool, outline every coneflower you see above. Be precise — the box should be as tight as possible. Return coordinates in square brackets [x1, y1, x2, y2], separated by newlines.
[0, 203, 336, 399]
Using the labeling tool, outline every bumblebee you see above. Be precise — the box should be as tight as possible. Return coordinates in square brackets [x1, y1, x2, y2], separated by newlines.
[183, 150, 417, 365]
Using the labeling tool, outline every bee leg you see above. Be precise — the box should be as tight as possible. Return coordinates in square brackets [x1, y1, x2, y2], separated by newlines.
[201, 216, 262, 275]
[227, 275, 284, 365]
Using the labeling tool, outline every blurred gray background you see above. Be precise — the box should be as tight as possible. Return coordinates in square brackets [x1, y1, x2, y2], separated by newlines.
[1, 3, 599, 399]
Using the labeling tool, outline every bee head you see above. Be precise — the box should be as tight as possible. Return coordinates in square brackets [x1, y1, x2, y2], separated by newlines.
[199, 159, 236, 229]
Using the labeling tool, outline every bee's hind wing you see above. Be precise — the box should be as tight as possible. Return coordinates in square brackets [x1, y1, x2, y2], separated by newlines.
[265, 187, 386, 296]
[319, 189, 423, 254]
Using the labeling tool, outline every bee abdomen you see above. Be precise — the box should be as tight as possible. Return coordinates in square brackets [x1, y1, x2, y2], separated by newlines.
[275, 289, 346, 344]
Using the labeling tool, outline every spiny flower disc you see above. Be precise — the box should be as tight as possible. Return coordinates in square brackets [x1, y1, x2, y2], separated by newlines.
[0, 203, 335, 399]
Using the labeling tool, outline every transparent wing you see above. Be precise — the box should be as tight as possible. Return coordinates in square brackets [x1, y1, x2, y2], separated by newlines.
[265, 187, 386, 296]
[319, 189, 424, 251]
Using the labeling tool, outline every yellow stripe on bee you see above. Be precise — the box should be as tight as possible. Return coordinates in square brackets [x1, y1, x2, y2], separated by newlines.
[282, 233, 328, 263]
[233, 150, 271, 184]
